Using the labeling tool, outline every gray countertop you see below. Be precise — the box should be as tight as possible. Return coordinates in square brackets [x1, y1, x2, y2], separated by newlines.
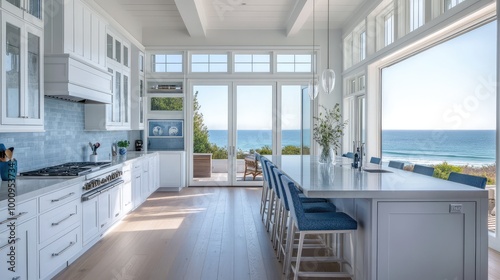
[0, 151, 158, 208]
[272, 155, 488, 199]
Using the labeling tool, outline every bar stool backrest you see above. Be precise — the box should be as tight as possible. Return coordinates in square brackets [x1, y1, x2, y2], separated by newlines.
[448, 172, 487, 189]
[280, 174, 306, 228]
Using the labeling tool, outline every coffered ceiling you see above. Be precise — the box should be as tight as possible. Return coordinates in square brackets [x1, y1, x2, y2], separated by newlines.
[93, 0, 366, 38]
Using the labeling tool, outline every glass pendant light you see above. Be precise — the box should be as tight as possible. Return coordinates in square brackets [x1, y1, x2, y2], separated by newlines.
[308, 78, 319, 100]
[321, 0, 335, 95]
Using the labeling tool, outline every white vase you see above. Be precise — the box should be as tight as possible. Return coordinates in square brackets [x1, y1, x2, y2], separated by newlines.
[89, 154, 98, 162]
[319, 145, 334, 164]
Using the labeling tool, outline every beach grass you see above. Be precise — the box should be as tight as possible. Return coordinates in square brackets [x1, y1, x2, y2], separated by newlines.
[407, 162, 496, 185]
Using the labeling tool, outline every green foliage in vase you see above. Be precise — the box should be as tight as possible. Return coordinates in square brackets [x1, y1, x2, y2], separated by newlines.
[313, 104, 348, 151]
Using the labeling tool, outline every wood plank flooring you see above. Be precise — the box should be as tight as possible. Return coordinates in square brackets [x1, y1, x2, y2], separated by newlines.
[54, 187, 282, 280]
[54, 187, 500, 280]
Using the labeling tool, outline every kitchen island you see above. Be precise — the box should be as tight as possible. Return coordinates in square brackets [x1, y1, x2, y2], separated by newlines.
[272, 155, 488, 280]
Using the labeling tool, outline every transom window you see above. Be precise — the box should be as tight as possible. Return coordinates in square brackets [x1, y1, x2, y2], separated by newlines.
[445, 0, 465, 11]
[409, 0, 424, 31]
[152, 54, 183, 73]
[360, 31, 366, 61]
[234, 54, 271, 72]
[276, 54, 313, 73]
[191, 54, 228, 73]
[384, 12, 394, 46]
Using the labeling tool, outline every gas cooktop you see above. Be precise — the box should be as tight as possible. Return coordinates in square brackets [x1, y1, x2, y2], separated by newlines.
[20, 162, 112, 177]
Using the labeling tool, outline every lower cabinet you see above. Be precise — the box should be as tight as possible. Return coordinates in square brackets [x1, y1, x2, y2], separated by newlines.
[39, 226, 81, 280]
[159, 151, 185, 190]
[82, 184, 123, 246]
[0, 218, 37, 280]
[133, 160, 143, 208]
[377, 201, 477, 280]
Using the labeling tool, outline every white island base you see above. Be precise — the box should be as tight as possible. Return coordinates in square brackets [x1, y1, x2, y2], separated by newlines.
[275, 156, 488, 280]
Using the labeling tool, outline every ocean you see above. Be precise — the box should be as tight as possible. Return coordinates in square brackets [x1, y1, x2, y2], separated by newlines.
[207, 129, 496, 166]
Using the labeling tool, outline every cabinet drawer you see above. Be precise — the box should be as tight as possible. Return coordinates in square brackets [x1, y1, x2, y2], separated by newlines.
[39, 183, 82, 213]
[0, 198, 37, 232]
[39, 226, 81, 280]
[39, 200, 80, 245]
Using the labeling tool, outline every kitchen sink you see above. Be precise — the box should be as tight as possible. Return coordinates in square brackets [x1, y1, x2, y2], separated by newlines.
[362, 168, 393, 173]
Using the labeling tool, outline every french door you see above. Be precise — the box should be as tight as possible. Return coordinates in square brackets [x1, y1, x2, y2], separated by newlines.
[189, 81, 308, 186]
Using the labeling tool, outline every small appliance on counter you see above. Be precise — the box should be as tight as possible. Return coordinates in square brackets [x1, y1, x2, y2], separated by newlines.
[0, 144, 16, 181]
[135, 140, 143, 151]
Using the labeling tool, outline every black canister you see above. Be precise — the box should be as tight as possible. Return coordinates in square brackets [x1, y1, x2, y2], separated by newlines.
[135, 140, 143, 151]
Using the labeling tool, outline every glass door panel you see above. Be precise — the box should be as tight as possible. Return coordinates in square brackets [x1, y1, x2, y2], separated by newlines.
[27, 32, 40, 119]
[6, 23, 21, 119]
[192, 85, 230, 184]
[281, 85, 303, 156]
[235, 85, 273, 184]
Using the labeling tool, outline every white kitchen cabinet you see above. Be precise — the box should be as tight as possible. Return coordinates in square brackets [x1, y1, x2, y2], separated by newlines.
[38, 199, 80, 245]
[141, 159, 150, 198]
[0, 217, 37, 280]
[132, 160, 143, 208]
[98, 189, 111, 232]
[0, 12, 44, 132]
[1, 0, 42, 28]
[44, 0, 107, 68]
[84, 66, 131, 130]
[130, 45, 145, 130]
[82, 195, 99, 245]
[38, 226, 81, 280]
[149, 153, 159, 193]
[109, 184, 122, 223]
[122, 181, 133, 214]
[158, 151, 186, 191]
[377, 201, 477, 280]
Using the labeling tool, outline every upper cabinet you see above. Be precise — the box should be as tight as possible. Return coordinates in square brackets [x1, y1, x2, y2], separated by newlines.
[1, 0, 43, 28]
[44, 0, 107, 68]
[130, 45, 144, 130]
[44, 0, 112, 104]
[84, 30, 131, 131]
[0, 8, 44, 132]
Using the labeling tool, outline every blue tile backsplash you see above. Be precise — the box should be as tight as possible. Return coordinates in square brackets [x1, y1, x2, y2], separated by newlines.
[0, 98, 141, 173]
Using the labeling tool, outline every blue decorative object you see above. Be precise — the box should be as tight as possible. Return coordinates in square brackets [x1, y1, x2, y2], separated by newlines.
[119, 147, 127, 155]
[0, 160, 17, 181]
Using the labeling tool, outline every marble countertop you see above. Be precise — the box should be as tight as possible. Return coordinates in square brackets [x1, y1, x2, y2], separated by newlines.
[0, 151, 159, 208]
[272, 155, 488, 199]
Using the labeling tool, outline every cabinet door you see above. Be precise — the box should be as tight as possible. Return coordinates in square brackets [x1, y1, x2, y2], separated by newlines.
[123, 74, 129, 126]
[110, 185, 122, 223]
[159, 152, 185, 188]
[377, 201, 476, 280]
[2, 14, 43, 127]
[122, 181, 133, 214]
[141, 166, 149, 199]
[82, 196, 99, 245]
[133, 172, 142, 209]
[98, 191, 111, 231]
[0, 218, 37, 280]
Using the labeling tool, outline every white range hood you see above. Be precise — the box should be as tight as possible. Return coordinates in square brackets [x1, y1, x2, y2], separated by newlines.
[44, 54, 112, 104]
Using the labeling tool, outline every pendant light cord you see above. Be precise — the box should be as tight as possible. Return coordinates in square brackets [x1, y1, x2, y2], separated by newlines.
[327, 0, 330, 69]
[312, 0, 315, 85]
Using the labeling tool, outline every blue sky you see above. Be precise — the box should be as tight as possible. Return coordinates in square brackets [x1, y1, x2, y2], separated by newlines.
[382, 21, 496, 130]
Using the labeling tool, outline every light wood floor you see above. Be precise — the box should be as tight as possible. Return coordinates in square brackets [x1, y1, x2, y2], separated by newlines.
[54, 187, 500, 280]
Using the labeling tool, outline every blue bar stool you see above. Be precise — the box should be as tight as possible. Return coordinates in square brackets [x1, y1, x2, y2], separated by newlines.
[388, 160, 405, 169]
[268, 164, 336, 259]
[413, 164, 435, 176]
[448, 172, 487, 189]
[281, 174, 357, 280]
[369, 157, 381, 164]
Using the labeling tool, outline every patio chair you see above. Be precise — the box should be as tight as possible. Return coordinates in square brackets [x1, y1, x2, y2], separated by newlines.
[244, 155, 262, 181]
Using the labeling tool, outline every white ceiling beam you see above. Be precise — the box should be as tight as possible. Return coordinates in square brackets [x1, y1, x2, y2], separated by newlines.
[286, 0, 313, 37]
[174, 0, 207, 37]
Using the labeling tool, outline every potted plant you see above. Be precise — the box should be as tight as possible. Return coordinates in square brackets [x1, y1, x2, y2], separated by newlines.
[313, 104, 348, 164]
[117, 140, 130, 155]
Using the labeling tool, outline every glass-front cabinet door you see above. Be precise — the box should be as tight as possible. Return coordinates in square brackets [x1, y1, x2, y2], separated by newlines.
[2, 13, 43, 128]
[2, 0, 43, 27]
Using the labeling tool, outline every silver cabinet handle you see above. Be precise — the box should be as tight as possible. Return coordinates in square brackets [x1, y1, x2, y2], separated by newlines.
[0, 212, 28, 225]
[115, 213, 120, 217]
[51, 213, 76, 226]
[52, 241, 75, 257]
[0, 238, 20, 251]
[51, 192, 75, 202]
[101, 222, 107, 228]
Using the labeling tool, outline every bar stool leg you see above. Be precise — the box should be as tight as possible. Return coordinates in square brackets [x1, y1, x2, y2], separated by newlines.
[284, 219, 295, 278]
[293, 232, 305, 280]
